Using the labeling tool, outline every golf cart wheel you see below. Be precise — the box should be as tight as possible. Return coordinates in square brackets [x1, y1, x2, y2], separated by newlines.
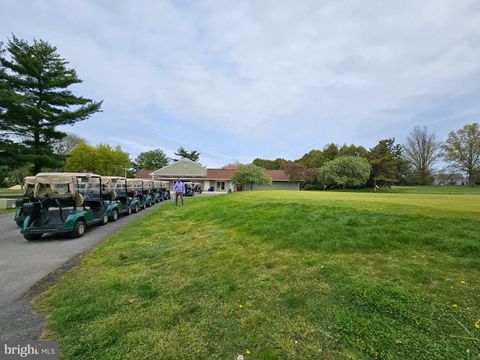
[133, 204, 139, 213]
[127, 206, 132, 215]
[16, 220, 23, 227]
[71, 220, 86, 238]
[24, 233, 43, 241]
[146, 201, 150, 208]
[110, 209, 119, 222]
[100, 213, 109, 225]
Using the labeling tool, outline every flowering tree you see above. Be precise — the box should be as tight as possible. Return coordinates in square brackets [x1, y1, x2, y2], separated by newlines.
[231, 164, 272, 190]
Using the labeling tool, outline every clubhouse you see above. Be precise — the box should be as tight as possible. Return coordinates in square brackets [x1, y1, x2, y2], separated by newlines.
[135, 158, 300, 192]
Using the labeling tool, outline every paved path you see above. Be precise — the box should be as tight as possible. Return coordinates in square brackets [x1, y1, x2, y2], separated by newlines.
[0, 202, 163, 341]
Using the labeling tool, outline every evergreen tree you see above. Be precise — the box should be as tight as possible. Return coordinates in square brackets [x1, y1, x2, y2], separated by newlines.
[252, 158, 285, 170]
[323, 143, 339, 161]
[368, 139, 398, 187]
[0, 36, 102, 174]
[174, 146, 200, 162]
[298, 149, 325, 168]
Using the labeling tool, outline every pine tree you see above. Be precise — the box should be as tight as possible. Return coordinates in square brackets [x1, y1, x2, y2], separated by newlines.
[0, 36, 102, 174]
[368, 138, 398, 187]
[174, 146, 200, 162]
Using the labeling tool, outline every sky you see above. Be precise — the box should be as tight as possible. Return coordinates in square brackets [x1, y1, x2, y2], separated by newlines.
[2, 0, 480, 167]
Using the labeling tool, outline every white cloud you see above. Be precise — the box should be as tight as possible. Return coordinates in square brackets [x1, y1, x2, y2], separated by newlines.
[2, 0, 480, 165]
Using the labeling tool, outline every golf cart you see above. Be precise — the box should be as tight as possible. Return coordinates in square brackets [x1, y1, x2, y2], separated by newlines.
[14, 176, 37, 226]
[20, 173, 109, 241]
[193, 183, 203, 194]
[101, 176, 133, 221]
[160, 182, 171, 200]
[142, 180, 155, 207]
[184, 183, 195, 197]
[126, 179, 146, 212]
[152, 181, 163, 203]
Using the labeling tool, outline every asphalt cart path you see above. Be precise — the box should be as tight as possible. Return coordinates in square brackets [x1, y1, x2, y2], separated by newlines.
[0, 202, 165, 341]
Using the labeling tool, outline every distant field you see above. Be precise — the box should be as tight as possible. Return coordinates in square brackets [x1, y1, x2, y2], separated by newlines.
[36, 190, 480, 359]
[334, 185, 480, 195]
[381, 185, 480, 195]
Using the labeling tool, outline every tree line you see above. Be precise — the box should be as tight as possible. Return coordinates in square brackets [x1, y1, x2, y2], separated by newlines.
[2, 35, 480, 189]
[253, 124, 480, 188]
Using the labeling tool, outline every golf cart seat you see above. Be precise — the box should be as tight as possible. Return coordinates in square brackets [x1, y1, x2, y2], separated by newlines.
[47, 192, 73, 199]
[102, 190, 117, 201]
[75, 193, 84, 208]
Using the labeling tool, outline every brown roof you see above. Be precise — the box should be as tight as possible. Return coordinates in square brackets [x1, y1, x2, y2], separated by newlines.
[135, 170, 153, 179]
[136, 168, 292, 182]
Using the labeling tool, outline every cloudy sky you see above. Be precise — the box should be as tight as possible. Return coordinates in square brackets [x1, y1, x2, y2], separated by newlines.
[2, 0, 480, 167]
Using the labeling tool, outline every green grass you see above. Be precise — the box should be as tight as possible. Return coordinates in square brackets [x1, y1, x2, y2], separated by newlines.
[36, 190, 480, 359]
[379, 185, 480, 195]
[336, 185, 480, 195]
[0, 188, 22, 194]
[0, 208, 16, 214]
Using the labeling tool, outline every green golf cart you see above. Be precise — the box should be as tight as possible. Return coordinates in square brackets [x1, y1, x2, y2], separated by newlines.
[152, 181, 163, 203]
[14, 176, 37, 226]
[101, 176, 132, 221]
[142, 180, 155, 207]
[126, 179, 146, 212]
[21, 173, 109, 241]
[160, 182, 171, 200]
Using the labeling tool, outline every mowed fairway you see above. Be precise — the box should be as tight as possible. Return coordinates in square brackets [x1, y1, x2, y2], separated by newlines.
[36, 189, 480, 359]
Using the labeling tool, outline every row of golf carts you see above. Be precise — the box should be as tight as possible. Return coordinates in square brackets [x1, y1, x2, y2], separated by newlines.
[14, 173, 170, 241]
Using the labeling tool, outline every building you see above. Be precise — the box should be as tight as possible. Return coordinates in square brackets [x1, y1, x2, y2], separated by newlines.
[432, 173, 466, 185]
[135, 158, 300, 192]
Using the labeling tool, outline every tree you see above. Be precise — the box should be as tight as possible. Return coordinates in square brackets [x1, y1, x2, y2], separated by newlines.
[65, 143, 131, 176]
[231, 163, 272, 190]
[391, 142, 415, 185]
[252, 158, 285, 170]
[323, 143, 339, 161]
[443, 123, 480, 186]
[53, 133, 86, 156]
[282, 161, 318, 183]
[222, 162, 240, 169]
[0, 36, 102, 174]
[404, 126, 441, 184]
[174, 146, 200, 162]
[134, 149, 169, 171]
[298, 150, 325, 168]
[338, 144, 368, 158]
[319, 156, 371, 189]
[368, 139, 398, 187]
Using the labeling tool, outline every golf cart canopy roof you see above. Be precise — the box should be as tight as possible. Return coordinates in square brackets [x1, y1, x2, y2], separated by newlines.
[22, 176, 36, 194]
[102, 176, 126, 180]
[35, 173, 101, 184]
[101, 176, 126, 184]
[34, 173, 101, 197]
[24, 176, 36, 185]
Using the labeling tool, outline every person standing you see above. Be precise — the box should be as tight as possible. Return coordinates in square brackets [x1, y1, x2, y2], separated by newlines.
[174, 179, 185, 206]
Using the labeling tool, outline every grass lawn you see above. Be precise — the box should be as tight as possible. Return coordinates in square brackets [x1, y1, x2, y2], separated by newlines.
[36, 190, 480, 359]
[0, 208, 16, 214]
[338, 185, 480, 195]
[0, 188, 22, 194]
